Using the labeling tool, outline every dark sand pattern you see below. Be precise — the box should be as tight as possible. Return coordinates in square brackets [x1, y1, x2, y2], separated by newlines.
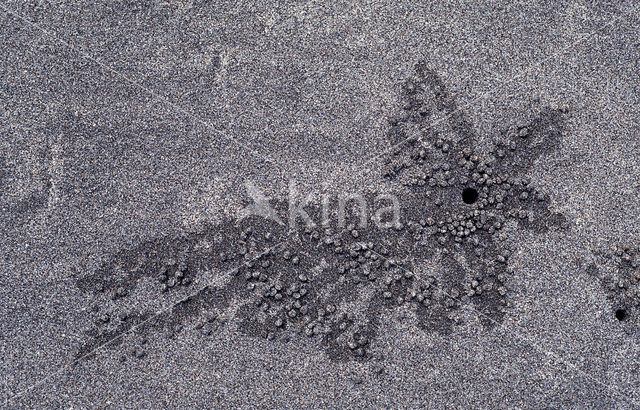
[76, 63, 570, 363]
[590, 245, 640, 326]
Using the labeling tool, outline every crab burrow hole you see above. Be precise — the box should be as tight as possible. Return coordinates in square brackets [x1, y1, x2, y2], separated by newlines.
[462, 187, 479, 205]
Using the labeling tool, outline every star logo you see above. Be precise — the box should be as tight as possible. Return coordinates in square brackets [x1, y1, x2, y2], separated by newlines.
[237, 180, 284, 225]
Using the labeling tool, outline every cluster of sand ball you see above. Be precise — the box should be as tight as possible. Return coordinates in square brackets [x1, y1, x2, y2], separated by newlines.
[78, 62, 571, 362]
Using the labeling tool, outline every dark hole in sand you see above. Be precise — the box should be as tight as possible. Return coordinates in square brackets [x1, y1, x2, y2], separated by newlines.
[616, 308, 628, 321]
[462, 187, 478, 205]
